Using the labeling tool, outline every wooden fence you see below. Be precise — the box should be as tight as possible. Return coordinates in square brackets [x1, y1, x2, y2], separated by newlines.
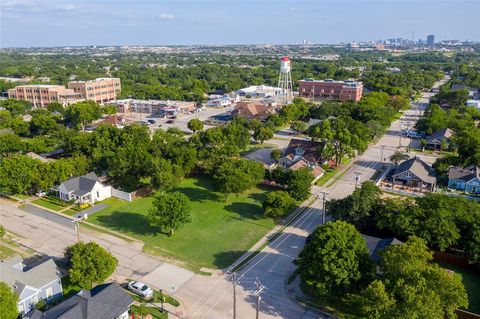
[456, 309, 480, 319]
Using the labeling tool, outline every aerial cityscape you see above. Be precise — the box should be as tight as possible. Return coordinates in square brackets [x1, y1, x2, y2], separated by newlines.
[0, 1, 479, 319]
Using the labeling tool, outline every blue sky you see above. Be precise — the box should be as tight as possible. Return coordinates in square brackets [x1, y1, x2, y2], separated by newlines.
[1, 0, 479, 47]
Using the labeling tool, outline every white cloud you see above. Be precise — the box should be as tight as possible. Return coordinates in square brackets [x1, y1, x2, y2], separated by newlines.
[157, 13, 175, 20]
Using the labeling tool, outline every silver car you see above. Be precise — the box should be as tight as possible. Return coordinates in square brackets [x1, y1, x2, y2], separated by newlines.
[128, 281, 154, 299]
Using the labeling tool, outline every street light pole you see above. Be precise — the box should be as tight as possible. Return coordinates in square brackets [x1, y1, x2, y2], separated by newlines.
[232, 272, 237, 319]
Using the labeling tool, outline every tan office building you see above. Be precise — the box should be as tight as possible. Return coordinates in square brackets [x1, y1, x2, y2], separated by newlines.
[7, 85, 83, 107]
[68, 78, 121, 104]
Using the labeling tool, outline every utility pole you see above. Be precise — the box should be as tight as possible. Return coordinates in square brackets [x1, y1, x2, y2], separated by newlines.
[353, 171, 361, 188]
[232, 272, 237, 319]
[318, 191, 328, 224]
[380, 145, 385, 165]
[71, 214, 88, 243]
[254, 278, 264, 319]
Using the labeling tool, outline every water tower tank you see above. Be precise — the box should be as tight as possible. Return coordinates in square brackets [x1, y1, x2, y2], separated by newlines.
[280, 57, 291, 73]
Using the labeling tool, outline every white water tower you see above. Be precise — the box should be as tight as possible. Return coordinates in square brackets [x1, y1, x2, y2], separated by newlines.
[276, 56, 293, 105]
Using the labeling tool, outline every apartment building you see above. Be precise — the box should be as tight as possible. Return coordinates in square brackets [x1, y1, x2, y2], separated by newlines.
[7, 85, 83, 107]
[298, 78, 364, 102]
[68, 78, 121, 104]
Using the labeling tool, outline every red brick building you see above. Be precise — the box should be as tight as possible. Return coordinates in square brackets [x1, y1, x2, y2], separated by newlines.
[298, 79, 363, 102]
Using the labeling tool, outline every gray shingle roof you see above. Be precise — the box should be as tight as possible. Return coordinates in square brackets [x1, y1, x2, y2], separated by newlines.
[363, 235, 403, 263]
[427, 128, 454, 142]
[451, 83, 466, 91]
[448, 166, 479, 182]
[0, 256, 60, 295]
[392, 157, 437, 184]
[24, 283, 133, 319]
[61, 172, 98, 193]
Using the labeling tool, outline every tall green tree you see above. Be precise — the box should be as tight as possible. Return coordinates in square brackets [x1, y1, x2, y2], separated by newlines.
[298, 221, 374, 297]
[64, 101, 102, 130]
[187, 118, 204, 133]
[360, 236, 468, 319]
[213, 158, 264, 200]
[0, 155, 40, 194]
[263, 190, 295, 218]
[0, 282, 18, 319]
[148, 191, 191, 236]
[67, 241, 118, 289]
[287, 167, 314, 201]
[253, 127, 273, 144]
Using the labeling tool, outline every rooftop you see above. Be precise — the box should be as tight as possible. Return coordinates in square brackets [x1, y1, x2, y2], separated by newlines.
[299, 78, 362, 87]
[25, 283, 133, 319]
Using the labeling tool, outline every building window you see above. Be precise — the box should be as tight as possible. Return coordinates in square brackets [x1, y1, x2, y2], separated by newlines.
[96, 191, 100, 198]
[406, 171, 411, 178]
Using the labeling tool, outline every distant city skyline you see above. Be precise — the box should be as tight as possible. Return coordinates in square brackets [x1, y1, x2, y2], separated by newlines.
[0, 0, 479, 48]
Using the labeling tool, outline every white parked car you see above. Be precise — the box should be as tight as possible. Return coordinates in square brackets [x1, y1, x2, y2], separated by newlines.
[128, 281, 154, 299]
[35, 191, 47, 197]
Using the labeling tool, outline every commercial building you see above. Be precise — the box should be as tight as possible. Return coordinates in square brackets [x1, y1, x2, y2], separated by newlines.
[7, 85, 83, 107]
[298, 78, 364, 102]
[427, 34, 435, 45]
[235, 85, 282, 99]
[110, 99, 195, 117]
[67, 78, 121, 104]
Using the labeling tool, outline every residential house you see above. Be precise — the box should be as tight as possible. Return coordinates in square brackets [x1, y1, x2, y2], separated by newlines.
[278, 138, 325, 182]
[387, 157, 437, 192]
[448, 166, 480, 194]
[362, 235, 403, 263]
[451, 83, 466, 91]
[231, 101, 275, 121]
[98, 115, 126, 129]
[24, 283, 134, 319]
[53, 172, 111, 204]
[0, 256, 62, 315]
[425, 128, 454, 150]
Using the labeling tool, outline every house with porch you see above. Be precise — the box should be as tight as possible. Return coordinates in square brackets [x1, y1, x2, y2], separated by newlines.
[448, 166, 480, 194]
[425, 128, 454, 150]
[278, 138, 326, 183]
[53, 172, 111, 204]
[24, 283, 133, 319]
[0, 256, 63, 315]
[386, 157, 437, 192]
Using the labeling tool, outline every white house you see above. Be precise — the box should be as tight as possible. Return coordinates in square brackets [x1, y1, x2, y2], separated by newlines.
[54, 172, 111, 204]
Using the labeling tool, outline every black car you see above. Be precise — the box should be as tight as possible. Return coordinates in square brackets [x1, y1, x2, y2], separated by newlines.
[147, 119, 156, 124]
[166, 119, 175, 124]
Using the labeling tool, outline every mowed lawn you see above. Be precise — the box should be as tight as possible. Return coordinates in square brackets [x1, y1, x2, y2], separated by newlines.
[89, 177, 276, 271]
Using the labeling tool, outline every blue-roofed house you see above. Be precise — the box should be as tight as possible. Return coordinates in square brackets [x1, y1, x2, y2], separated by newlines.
[448, 166, 480, 194]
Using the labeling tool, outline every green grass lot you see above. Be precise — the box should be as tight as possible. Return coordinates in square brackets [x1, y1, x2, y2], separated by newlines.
[32, 197, 70, 211]
[12, 194, 31, 200]
[439, 263, 480, 313]
[297, 294, 364, 319]
[89, 176, 276, 271]
[315, 158, 352, 187]
[0, 245, 16, 260]
[61, 276, 82, 298]
[130, 305, 167, 319]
